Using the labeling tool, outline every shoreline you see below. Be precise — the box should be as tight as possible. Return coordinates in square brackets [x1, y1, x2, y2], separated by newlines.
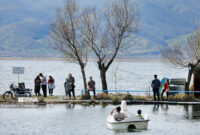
[0, 57, 168, 62]
[1, 100, 200, 105]
[0, 95, 200, 105]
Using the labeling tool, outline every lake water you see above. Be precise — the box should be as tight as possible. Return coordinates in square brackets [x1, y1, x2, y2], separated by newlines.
[0, 104, 199, 135]
[0, 60, 188, 95]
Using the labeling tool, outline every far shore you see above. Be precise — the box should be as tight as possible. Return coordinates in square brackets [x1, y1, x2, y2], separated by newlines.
[0, 57, 169, 62]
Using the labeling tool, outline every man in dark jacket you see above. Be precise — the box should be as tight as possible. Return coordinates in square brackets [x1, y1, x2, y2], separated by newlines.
[87, 76, 96, 98]
[151, 74, 161, 101]
[65, 73, 75, 100]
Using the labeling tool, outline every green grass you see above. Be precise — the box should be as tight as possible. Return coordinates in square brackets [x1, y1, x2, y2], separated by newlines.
[0, 93, 198, 104]
[80, 93, 197, 102]
[168, 93, 195, 102]
[38, 96, 44, 103]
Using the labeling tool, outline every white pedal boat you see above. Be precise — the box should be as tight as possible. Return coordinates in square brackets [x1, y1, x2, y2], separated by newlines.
[106, 101, 149, 130]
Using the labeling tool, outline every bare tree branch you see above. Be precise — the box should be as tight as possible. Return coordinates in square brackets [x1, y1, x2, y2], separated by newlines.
[49, 0, 88, 90]
[79, 0, 140, 90]
[161, 27, 200, 90]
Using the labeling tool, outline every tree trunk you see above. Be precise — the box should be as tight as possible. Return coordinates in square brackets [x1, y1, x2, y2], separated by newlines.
[100, 69, 108, 93]
[98, 62, 108, 93]
[187, 69, 193, 87]
[185, 69, 193, 93]
[80, 65, 87, 92]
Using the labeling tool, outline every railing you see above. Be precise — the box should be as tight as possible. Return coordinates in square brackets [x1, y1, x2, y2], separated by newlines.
[81, 90, 200, 96]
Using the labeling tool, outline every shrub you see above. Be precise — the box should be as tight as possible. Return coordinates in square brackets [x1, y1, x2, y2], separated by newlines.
[90, 96, 95, 101]
[182, 94, 195, 101]
[122, 93, 134, 100]
[100, 99, 107, 105]
[0, 95, 4, 102]
[173, 93, 195, 101]
[133, 95, 148, 100]
[168, 95, 174, 101]
[80, 94, 90, 100]
[89, 98, 96, 105]
[38, 96, 44, 103]
[111, 96, 120, 104]
[95, 93, 111, 100]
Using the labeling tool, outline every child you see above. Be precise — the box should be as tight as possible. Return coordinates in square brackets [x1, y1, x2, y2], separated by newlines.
[137, 110, 143, 119]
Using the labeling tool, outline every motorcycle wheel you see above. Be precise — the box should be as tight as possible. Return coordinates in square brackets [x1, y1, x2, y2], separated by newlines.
[24, 92, 31, 97]
[3, 92, 13, 101]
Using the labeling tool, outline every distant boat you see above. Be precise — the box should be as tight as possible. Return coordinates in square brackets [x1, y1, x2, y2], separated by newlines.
[106, 101, 149, 130]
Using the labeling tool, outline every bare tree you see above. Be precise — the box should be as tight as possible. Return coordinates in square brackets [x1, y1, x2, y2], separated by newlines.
[49, 0, 88, 90]
[111, 63, 123, 94]
[161, 27, 200, 91]
[79, 0, 140, 92]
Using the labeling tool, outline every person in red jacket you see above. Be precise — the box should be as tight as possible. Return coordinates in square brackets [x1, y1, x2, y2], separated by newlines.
[161, 78, 170, 100]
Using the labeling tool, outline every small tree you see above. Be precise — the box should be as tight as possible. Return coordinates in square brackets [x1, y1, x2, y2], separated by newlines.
[161, 27, 200, 91]
[49, 0, 88, 90]
[79, 0, 140, 92]
[111, 64, 123, 93]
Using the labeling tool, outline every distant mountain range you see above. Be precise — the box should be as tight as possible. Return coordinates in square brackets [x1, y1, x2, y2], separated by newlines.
[0, 0, 200, 58]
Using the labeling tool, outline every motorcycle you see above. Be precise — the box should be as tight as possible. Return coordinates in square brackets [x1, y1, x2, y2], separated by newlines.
[3, 83, 32, 101]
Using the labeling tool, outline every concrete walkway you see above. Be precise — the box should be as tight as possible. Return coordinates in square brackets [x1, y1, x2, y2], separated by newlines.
[1, 96, 200, 105]
[44, 99, 200, 105]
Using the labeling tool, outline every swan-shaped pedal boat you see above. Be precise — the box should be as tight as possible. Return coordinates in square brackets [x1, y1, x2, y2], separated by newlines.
[106, 100, 150, 130]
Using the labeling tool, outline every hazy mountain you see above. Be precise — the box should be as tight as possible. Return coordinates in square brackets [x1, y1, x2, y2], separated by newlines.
[0, 0, 200, 58]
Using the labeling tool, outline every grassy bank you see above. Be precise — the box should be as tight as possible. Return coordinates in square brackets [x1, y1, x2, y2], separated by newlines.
[79, 93, 198, 104]
[0, 93, 199, 105]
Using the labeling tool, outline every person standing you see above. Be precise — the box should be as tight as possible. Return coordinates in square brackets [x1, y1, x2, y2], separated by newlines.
[65, 73, 76, 100]
[34, 75, 41, 96]
[48, 76, 55, 96]
[161, 78, 170, 100]
[151, 74, 161, 101]
[39, 73, 47, 97]
[64, 79, 69, 96]
[87, 76, 96, 98]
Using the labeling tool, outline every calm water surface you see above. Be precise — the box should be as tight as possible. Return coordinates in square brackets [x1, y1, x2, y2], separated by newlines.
[0, 104, 199, 135]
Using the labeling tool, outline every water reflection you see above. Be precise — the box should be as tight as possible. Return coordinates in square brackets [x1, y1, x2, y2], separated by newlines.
[161, 104, 168, 111]
[0, 104, 200, 135]
[38, 103, 47, 108]
[192, 105, 200, 119]
[109, 129, 143, 134]
[66, 103, 75, 109]
[101, 104, 108, 108]
[183, 105, 200, 120]
[153, 104, 200, 120]
[152, 104, 159, 114]
[184, 105, 190, 119]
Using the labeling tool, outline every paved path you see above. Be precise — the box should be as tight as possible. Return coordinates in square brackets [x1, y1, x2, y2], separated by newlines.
[1, 96, 200, 105]
[44, 98, 200, 105]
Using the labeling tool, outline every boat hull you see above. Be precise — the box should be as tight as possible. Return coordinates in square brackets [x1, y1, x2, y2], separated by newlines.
[107, 120, 149, 130]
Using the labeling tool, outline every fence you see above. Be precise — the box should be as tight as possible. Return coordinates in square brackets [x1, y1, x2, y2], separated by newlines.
[81, 90, 200, 96]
